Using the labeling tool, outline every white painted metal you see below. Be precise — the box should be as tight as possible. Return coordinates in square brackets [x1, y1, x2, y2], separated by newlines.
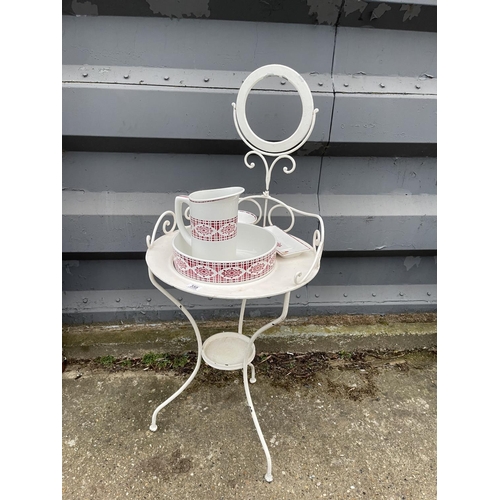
[233, 64, 319, 156]
[145, 65, 325, 482]
[242, 291, 291, 483]
[201, 331, 256, 371]
[147, 269, 203, 433]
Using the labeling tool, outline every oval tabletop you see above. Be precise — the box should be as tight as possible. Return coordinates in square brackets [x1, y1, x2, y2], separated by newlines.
[146, 230, 319, 300]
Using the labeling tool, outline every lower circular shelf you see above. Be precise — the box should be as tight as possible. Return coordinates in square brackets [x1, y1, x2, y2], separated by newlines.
[202, 332, 256, 371]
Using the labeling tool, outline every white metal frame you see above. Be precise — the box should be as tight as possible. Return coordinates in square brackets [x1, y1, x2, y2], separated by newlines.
[145, 64, 324, 483]
[233, 64, 318, 155]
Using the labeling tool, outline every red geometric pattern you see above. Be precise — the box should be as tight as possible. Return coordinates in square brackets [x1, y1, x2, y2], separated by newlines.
[190, 216, 238, 242]
[173, 250, 276, 284]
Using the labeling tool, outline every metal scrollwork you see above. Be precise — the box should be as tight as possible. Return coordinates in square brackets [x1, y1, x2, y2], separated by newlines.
[244, 151, 296, 194]
[146, 210, 177, 248]
[293, 217, 325, 285]
[267, 199, 295, 232]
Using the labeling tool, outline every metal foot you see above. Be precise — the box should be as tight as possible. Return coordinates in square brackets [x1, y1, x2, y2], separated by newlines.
[149, 424, 158, 432]
[265, 472, 273, 483]
[249, 362, 256, 383]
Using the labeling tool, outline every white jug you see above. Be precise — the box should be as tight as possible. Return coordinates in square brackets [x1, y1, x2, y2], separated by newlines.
[175, 186, 245, 261]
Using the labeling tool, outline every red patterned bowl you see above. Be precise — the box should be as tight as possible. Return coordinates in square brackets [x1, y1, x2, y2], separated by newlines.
[173, 223, 277, 284]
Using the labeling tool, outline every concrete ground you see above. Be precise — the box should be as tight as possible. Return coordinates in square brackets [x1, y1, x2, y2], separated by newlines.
[62, 316, 436, 500]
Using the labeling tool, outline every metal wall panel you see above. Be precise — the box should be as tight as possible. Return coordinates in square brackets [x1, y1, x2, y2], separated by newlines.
[62, 82, 435, 149]
[318, 156, 436, 250]
[62, 153, 436, 253]
[62, 284, 437, 324]
[330, 93, 436, 144]
[319, 195, 436, 251]
[320, 157, 437, 195]
[62, 0, 437, 33]
[62, 84, 333, 143]
[62, 17, 436, 153]
[333, 27, 437, 78]
[62, 16, 335, 73]
[62, 152, 322, 194]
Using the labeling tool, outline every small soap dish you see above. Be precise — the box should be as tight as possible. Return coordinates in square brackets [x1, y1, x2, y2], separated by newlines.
[263, 225, 312, 258]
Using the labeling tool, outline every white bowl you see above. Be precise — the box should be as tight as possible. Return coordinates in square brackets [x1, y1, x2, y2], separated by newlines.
[173, 223, 277, 284]
[237, 210, 258, 224]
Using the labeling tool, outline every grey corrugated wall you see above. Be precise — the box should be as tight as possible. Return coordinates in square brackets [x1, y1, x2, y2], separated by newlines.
[62, 0, 437, 324]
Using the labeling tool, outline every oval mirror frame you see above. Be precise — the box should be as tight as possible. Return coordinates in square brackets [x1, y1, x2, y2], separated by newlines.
[235, 64, 315, 155]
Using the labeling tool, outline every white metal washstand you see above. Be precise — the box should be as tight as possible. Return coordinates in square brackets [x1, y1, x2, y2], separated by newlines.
[145, 64, 325, 482]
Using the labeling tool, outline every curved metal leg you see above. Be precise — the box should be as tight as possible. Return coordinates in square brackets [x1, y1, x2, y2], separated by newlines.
[148, 270, 203, 432]
[238, 299, 256, 383]
[242, 292, 291, 482]
[238, 299, 247, 335]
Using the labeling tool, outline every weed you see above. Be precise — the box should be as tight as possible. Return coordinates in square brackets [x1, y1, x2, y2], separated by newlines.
[172, 354, 189, 368]
[97, 355, 115, 367]
[339, 350, 352, 360]
[155, 357, 169, 369]
[139, 352, 190, 370]
[142, 353, 164, 367]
